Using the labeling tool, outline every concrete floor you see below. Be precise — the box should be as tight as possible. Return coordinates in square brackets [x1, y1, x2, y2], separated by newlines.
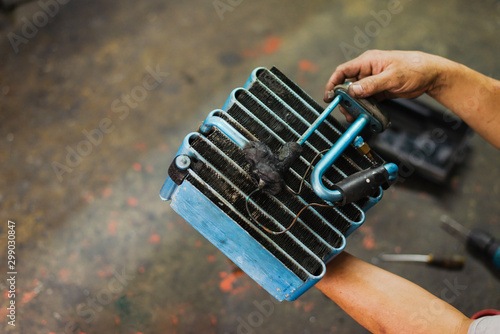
[1, 0, 500, 333]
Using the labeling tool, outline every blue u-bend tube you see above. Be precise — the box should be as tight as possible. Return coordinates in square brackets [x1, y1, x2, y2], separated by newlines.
[311, 114, 370, 203]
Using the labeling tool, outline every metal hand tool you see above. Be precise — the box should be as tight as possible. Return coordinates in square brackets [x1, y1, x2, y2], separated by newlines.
[441, 215, 500, 271]
[379, 253, 465, 270]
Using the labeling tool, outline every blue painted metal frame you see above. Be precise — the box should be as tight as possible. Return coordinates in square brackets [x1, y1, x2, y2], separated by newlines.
[170, 171, 325, 301]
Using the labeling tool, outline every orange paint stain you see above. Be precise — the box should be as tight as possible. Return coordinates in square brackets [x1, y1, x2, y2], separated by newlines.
[263, 36, 282, 54]
[206, 255, 216, 263]
[219, 273, 238, 293]
[359, 225, 373, 234]
[234, 269, 245, 278]
[241, 36, 282, 58]
[97, 268, 113, 278]
[209, 313, 217, 325]
[82, 191, 94, 203]
[42, 319, 47, 325]
[0, 307, 7, 323]
[108, 220, 117, 236]
[363, 235, 376, 250]
[231, 281, 251, 295]
[359, 224, 376, 250]
[299, 59, 318, 73]
[303, 302, 315, 312]
[20, 291, 38, 305]
[148, 234, 161, 244]
[102, 187, 113, 198]
[171, 315, 179, 325]
[114, 315, 121, 325]
[101, 174, 113, 182]
[219, 269, 247, 294]
[138, 267, 146, 274]
[132, 162, 142, 171]
[293, 300, 302, 309]
[194, 240, 202, 248]
[240, 48, 259, 59]
[58, 269, 71, 280]
[133, 142, 147, 151]
[127, 197, 138, 207]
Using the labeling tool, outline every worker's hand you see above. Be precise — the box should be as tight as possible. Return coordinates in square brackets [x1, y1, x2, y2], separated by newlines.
[325, 50, 445, 122]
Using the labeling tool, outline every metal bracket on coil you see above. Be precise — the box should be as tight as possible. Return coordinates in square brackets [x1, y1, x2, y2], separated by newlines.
[160, 132, 201, 201]
[334, 82, 391, 133]
[309, 83, 398, 204]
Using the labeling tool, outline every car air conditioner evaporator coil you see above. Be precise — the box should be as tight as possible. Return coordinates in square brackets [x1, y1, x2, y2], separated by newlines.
[160, 66, 398, 301]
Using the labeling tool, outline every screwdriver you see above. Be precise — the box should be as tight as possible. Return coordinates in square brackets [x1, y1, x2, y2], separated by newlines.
[378, 253, 466, 270]
[440, 215, 500, 271]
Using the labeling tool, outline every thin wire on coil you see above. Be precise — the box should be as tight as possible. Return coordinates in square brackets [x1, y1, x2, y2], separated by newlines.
[245, 148, 338, 235]
[288, 148, 329, 195]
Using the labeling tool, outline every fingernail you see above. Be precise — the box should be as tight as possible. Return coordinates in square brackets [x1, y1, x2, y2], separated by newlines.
[327, 90, 335, 100]
[351, 84, 364, 96]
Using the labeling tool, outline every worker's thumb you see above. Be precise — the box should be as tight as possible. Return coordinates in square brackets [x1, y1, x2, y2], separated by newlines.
[349, 72, 393, 99]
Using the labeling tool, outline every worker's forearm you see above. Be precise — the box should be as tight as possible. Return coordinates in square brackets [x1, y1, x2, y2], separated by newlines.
[316, 252, 472, 334]
[428, 56, 500, 149]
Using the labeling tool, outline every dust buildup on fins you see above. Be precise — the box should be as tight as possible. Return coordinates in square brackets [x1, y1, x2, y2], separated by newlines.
[244, 141, 302, 195]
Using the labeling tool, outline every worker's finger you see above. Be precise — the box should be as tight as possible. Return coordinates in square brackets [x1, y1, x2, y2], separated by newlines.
[347, 71, 395, 99]
[324, 60, 368, 101]
[324, 50, 390, 102]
